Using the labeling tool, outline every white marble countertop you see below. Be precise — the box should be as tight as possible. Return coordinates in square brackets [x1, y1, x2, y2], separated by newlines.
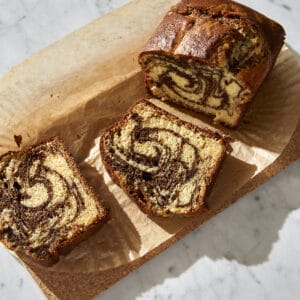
[0, 1, 299, 299]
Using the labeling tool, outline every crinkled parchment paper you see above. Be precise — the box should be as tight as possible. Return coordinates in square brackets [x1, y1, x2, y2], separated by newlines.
[0, 0, 300, 298]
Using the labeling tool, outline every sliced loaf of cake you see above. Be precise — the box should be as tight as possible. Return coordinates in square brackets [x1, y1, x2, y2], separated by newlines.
[100, 99, 228, 217]
[0, 137, 108, 265]
[139, 0, 285, 127]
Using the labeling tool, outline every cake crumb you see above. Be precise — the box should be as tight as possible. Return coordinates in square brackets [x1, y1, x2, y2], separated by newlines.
[14, 135, 22, 148]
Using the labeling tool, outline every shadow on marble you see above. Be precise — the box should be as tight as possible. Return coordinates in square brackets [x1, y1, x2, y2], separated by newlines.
[97, 161, 300, 300]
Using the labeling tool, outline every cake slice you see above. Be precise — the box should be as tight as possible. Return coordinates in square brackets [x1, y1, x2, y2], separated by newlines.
[100, 99, 228, 217]
[0, 137, 108, 265]
[139, 0, 285, 127]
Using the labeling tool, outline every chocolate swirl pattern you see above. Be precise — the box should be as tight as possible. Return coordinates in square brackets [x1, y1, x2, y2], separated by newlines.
[140, 54, 250, 127]
[101, 100, 227, 217]
[0, 138, 107, 264]
[139, 0, 285, 127]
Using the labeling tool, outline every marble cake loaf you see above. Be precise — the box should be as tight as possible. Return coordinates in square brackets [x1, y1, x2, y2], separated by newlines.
[139, 0, 285, 127]
[0, 137, 108, 266]
[100, 99, 228, 217]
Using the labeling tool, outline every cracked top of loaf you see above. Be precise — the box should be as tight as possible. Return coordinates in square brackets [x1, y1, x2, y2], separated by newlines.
[141, 0, 285, 90]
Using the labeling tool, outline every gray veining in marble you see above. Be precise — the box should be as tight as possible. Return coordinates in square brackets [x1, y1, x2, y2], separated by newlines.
[0, 1, 299, 299]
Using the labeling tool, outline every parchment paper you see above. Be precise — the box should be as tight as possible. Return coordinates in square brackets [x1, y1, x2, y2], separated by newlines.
[0, 0, 300, 298]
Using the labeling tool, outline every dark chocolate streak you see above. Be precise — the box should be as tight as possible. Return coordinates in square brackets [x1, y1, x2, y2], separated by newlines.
[104, 113, 202, 209]
[0, 145, 85, 253]
[144, 55, 247, 112]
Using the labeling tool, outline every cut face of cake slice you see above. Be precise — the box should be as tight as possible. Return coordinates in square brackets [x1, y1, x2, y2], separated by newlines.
[139, 0, 285, 127]
[100, 99, 228, 217]
[140, 52, 252, 127]
[0, 137, 108, 265]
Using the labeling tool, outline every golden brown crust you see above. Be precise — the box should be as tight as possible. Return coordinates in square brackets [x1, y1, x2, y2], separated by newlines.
[139, 0, 285, 128]
[0, 137, 109, 266]
[100, 99, 229, 217]
[141, 0, 285, 67]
